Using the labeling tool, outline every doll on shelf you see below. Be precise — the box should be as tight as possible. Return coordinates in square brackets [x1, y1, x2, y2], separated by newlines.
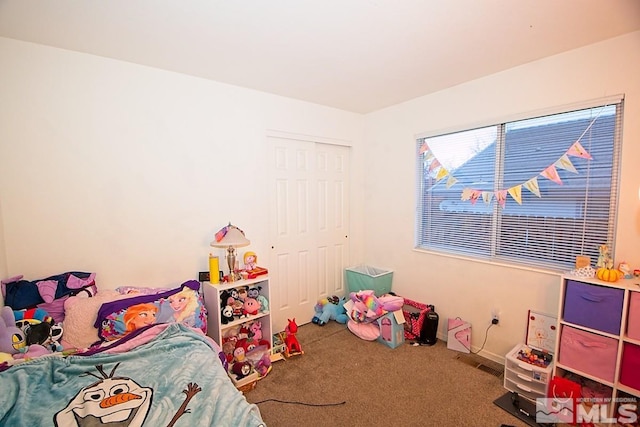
[243, 252, 258, 271]
[242, 251, 268, 279]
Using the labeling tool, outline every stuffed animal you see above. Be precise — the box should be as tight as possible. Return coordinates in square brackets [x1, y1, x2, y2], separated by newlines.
[241, 298, 260, 317]
[231, 360, 252, 379]
[312, 295, 348, 326]
[13, 307, 63, 351]
[256, 295, 269, 313]
[24, 322, 64, 352]
[247, 286, 261, 299]
[237, 286, 249, 302]
[0, 306, 27, 355]
[249, 321, 263, 340]
[221, 305, 234, 324]
[220, 290, 236, 324]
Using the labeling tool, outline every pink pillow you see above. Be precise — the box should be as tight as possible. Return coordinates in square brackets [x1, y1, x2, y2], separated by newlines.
[347, 320, 380, 341]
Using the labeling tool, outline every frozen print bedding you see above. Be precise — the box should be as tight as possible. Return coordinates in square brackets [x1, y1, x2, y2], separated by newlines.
[0, 323, 265, 427]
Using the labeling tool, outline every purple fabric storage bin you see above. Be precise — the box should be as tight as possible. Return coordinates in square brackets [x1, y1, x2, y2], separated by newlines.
[558, 325, 618, 382]
[563, 280, 623, 335]
[620, 342, 640, 391]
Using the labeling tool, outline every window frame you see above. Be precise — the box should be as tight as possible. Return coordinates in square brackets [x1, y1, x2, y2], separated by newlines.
[415, 96, 624, 272]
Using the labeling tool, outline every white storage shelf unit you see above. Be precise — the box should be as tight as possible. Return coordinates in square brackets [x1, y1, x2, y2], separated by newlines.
[202, 276, 272, 351]
[554, 275, 640, 417]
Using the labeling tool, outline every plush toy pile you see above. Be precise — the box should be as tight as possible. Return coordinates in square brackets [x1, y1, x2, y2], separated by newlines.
[0, 306, 59, 364]
[219, 284, 272, 382]
[344, 290, 404, 341]
[219, 286, 268, 325]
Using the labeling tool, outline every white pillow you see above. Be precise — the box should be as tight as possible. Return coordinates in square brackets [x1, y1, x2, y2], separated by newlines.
[62, 291, 130, 349]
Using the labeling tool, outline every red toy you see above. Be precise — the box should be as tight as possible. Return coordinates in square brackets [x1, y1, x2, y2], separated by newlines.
[284, 318, 303, 357]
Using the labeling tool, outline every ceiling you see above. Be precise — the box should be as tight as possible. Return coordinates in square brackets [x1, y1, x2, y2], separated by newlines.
[1, 1, 639, 114]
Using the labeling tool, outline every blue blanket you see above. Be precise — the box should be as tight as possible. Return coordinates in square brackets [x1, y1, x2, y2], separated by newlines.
[0, 323, 265, 427]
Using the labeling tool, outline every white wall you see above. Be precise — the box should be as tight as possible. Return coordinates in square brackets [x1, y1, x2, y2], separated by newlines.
[363, 31, 640, 361]
[0, 37, 365, 290]
[1, 32, 639, 361]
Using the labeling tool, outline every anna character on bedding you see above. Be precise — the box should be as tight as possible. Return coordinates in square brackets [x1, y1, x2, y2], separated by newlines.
[124, 303, 158, 334]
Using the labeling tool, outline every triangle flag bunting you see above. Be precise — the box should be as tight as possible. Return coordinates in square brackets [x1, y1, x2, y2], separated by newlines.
[435, 167, 449, 181]
[429, 158, 441, 172]
[419, 142, 430, 154]
[524, 177, 541, 197]
[482, 191, 493, 205]
[508, 185, 523, 205]
[461, 188, 473, 201]
[566, 141, 593, 160]
[540, 165, 563, 185]
[555, 154, 578, 174]
[423, 150, 434, 162]
[469, 190, 481, 205]
[495, 190, 507, 208]
[445, 175, 458, 188]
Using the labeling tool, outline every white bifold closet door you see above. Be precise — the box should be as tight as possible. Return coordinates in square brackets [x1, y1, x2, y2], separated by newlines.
[267, 135, 350, 333]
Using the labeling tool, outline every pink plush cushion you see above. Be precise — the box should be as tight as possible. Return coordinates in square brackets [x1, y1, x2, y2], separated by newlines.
[62, 291, 131, 349]
[347, 319, 380, 341]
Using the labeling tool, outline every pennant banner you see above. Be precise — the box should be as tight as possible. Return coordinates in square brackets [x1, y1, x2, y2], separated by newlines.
[555, 155, 578, 174]
[566, 141, 593, 160]
[445, 176, 458, 189]
[420, 112, 597, 208]
[508, 185, 523, 205]
[435, 167, 449, 181]
[524, 177, 541, 198]
[482, 192, 492, 205]
[540, 165, 563, 185]
[495, 190, 507, 208]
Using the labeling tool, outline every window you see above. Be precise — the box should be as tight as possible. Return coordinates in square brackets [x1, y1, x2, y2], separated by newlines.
[416, 98, 623, 271]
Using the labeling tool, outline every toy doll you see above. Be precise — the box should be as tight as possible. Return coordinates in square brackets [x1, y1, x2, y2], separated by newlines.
[244, 252, 257, 271]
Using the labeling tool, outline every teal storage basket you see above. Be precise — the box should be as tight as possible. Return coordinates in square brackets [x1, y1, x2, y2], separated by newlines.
[345, 265, 393, 296]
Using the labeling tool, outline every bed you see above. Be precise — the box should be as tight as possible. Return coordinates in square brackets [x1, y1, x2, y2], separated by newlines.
[0, 274, 266, 427]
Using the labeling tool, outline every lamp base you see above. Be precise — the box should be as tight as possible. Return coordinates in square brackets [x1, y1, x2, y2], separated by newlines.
[227, 247, 241, 282]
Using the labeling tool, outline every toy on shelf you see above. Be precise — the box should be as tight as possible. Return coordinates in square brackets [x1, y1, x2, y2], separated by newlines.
[312, 295, 348, 326]
[618, 261, 633, 279]
[243, 252, 258, 271]
[240, 251, 268, 280]
[516, 345, 552, 368]
[220, 286, 269, 324]
[284, 318, 303, 357]
[247, 286, 269, 313]
[595, 244, 612, 269]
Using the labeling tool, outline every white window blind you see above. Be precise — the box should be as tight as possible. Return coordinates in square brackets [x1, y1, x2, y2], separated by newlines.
[416, 99, 623, 271]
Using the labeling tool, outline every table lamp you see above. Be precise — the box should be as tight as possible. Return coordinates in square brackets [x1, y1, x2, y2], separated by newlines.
[211, 223, 250, 282]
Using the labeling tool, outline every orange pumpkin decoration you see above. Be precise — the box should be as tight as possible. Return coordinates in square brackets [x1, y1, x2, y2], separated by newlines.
[596, 267, 620, 282]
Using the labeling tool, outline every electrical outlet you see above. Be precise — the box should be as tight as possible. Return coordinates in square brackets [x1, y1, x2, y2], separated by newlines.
[491, 308, 500, 325]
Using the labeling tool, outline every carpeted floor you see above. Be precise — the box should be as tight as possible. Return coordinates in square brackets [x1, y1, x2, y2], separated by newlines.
[244, 321, 532, 427]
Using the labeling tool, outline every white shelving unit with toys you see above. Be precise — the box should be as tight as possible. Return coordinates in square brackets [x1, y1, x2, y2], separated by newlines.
[202, 276, 272, 390]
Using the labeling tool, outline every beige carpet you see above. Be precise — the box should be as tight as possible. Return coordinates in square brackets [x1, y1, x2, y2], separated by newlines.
[244, 321, 532, 427]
